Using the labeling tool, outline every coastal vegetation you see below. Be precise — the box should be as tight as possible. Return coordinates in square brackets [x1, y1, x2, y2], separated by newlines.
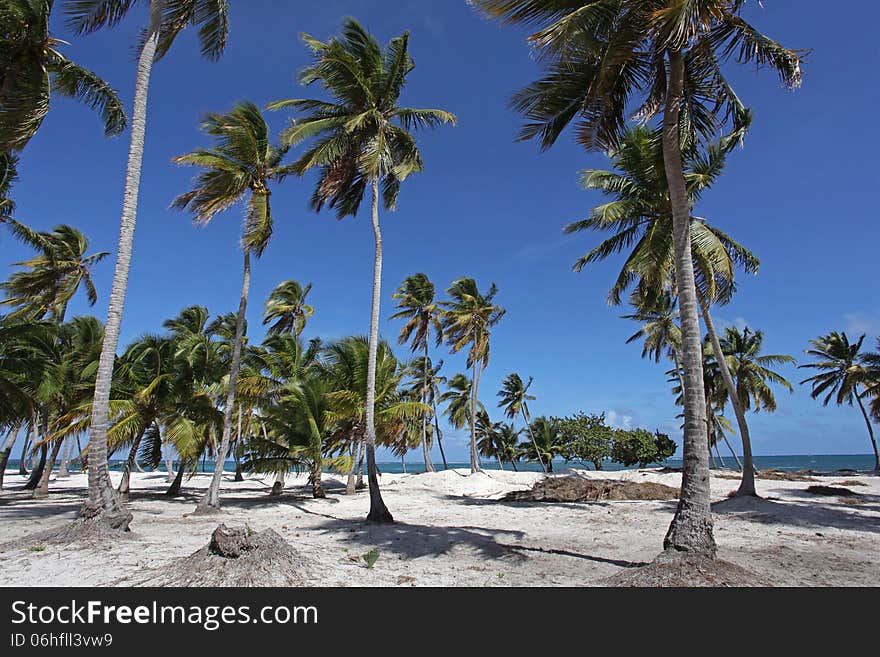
[1, 2, 878, 587]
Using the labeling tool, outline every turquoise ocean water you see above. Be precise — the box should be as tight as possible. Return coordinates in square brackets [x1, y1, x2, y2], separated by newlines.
[8, 454, 876, 475]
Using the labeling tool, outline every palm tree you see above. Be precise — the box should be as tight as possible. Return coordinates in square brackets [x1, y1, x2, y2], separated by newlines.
[861, 339, 880, 423]
[471, 0, 803, 557]
[1, 219, 108, 321]
[525, 416, 564, 473]
[720, 326, 794, 414]
[497, 373, 546, 473]
[441, 278, 505, 474]
[475, 409, 501, 468]
[391, 273, 444, 473]
[320, 336, 427, 494]
[566, 126, 763, 496]
[172, 101, 292, 512]
[65, 0, 229, 532]
[263, 280, 314, 336]
[0, 0, 126, 153]
[800, 332, 879, 471]
[440, 373, 482, 438]
[270, 18, 455, 522]
[623, 289, 681, 369]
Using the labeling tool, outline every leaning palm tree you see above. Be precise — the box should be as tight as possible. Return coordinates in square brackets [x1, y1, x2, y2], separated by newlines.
[441, 278, 505, 474]
[64, 0, 229, 532]
[471, 0, 803, 557]
[172, 101, 292, 512]
[497, 373, 546, 473]
[270, 18, 455, 522]
[800, 332, 879, 471]
[263, 280, 314, 337]
[0, 0, 126, 152]
[391, 273, 444, 473]
[440, 373, 483, 438]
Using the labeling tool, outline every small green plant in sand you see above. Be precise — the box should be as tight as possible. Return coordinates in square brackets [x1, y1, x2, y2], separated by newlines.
[31, 545, 46, 552]
[362, 549, 380, 569]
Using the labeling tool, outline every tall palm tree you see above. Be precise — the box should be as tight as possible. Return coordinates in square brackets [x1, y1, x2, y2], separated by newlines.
[441, 278, 505, 474]
[263, 279, 314, 337]
[172, 101, 292, 512]
[391, 273, 444, 473]
[65, 0, 229, 531]
[0, 0, 126, 153]
[800, 332, 879, 471]
[525, 416, 564, 473]
[270, 19, 455, 522]
[497, 373, 546, 473]
[471, 0, 803, 556]
[567, 126, 764, 496]
[1, 219, 108, 321]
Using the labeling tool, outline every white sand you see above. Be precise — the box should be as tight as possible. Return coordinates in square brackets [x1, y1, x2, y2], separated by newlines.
[0, 467, 877, 586]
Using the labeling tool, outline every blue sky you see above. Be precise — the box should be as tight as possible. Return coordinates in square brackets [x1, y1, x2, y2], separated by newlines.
[3, 1, 879, 462]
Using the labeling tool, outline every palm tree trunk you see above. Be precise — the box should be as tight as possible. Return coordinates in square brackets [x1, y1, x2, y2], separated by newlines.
[82, 0, 166, 533]
[714, 443, 726, 469]
[421, 342, 435, 472]
[355, 436, 366, 489]
[197, 249, 250, 512]
[0, 423, 21, 489]
[469, 350, 482, 474]
[699, 297, 757, 496]
[310, 462, 325, 498]
[34, 438, 63, 499]
[58, 437, 71, 478]
[721, 433, 742, 472]
[165, 459, 185, 496]
[521, 404, 547, 473]
[854, 386, 880, 471]
[26, 413, 48, 490]
[661, 50, 715, 558]
[164, 445, 175, 482]
[365, 177, 392, 523]
[346, 437, 358, 495]
[270, 469, 285, 496]
[432, 399, 448, 470]
[117, 427, 147, 502]
[233, 408, 244, 482]
[18, 424, 32, 476]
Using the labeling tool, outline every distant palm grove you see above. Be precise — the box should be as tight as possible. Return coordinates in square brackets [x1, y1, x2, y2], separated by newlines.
[2, 1, 879, 570]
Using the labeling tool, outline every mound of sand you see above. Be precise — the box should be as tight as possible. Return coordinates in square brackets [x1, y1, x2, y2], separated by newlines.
[502, 476, 679, 503]
[132, 524, 312, 587]
[605, 552, 767, 587]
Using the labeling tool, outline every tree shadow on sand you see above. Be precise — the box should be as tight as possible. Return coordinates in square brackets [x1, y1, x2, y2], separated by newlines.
[713, 492, 880, 534]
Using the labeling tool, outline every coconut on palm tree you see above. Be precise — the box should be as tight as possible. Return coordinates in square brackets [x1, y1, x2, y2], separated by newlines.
[471, 0, 803, 557]
[441, 278, 505, 474]
[270, 18, 455, 522]
[800, 332, 879, 471]
[391, 273, 444, 473]
[0, 0, 126, 153]
[172, 101, 293, 512]
[498, 373, 546, 473]
[65, 0, 230, 532]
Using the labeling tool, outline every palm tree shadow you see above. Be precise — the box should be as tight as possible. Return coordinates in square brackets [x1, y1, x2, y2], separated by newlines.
[713, 493, 880, 533]
[309, 517, 527, 561]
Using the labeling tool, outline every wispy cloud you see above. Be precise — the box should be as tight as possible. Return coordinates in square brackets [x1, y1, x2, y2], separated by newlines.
[844, 311, 880, 336]
[605, 410, 633, 430]
[514, 237, 571, 262]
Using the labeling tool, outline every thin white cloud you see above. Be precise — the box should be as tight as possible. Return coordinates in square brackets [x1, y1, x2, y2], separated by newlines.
[844, 311, 880, 337]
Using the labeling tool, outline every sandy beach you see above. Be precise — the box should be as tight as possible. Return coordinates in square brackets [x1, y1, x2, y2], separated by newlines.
[0, 467, 877, 587]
